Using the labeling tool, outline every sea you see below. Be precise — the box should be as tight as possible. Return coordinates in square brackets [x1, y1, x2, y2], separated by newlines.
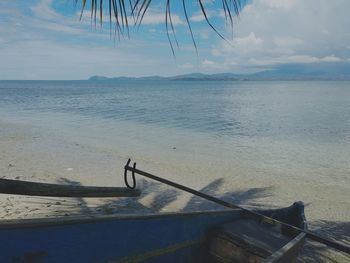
[1, 80, 349, 262]
[0, 80, 349, 200]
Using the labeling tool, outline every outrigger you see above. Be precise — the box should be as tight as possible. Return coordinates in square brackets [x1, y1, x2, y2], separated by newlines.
[0, 159, 348, 262]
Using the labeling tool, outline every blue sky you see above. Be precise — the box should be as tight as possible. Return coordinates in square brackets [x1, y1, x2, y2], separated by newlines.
[0, 0, 349, 80]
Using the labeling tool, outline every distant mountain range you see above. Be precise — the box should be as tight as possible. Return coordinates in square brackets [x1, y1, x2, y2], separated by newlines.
[89, 62, 350, 81]
[89, 73, 241, 81]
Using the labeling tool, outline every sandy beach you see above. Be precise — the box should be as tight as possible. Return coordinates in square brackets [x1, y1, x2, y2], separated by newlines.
[0, 0, 349, 260]
[1, 118, 349, 262]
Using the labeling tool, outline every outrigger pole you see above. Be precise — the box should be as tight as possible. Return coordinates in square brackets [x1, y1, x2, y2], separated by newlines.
[124, 159, 350, 255]
[0, 178, 140, 198]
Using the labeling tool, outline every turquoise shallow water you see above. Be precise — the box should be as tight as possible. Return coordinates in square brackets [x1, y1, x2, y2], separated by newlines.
[1, 80, 349, 142]
[0, 80, 349, 186]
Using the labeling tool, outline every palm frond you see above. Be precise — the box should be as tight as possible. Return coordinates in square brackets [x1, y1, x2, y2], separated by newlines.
[76, 0, 242, 51]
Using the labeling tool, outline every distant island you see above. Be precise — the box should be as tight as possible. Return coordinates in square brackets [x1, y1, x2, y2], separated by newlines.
[89, 73, 241, 81]
[89, 62, 350, 81]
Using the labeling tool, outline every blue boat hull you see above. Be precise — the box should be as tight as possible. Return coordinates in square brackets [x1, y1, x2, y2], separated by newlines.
[0, 210, 242, 263]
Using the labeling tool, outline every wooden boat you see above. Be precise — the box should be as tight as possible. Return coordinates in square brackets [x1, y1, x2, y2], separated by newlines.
[0, 202, 306, 263]
[0, 159, 348, 262]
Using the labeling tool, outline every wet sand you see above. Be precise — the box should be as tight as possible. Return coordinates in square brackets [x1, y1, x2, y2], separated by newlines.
[0, 120, 349, 262]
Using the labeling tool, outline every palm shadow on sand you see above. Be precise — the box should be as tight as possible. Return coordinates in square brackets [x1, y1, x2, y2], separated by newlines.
[297, 220, 350, 263]
[30, 177, 349, 262]
[50, 177, 273, 216]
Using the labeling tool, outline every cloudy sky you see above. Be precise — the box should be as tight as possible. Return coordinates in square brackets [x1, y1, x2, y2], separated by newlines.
[0, 0, 349, 79]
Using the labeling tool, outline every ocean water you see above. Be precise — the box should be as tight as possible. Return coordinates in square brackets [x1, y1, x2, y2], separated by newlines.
[1, 80, 349, 139]
[1, 80, 349, 262]
[0, 80, 350, 189]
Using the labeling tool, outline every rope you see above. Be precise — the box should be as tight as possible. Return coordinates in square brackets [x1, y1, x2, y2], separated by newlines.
[124, 159, 136, 189]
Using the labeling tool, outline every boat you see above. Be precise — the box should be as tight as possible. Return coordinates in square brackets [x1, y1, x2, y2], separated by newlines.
[0, 202, 306, 263]
[1, 159, 348, 262]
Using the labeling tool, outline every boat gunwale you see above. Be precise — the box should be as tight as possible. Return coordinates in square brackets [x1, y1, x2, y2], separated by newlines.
[262, 232, 307, 263]
[0, 209, 241, 229]
[262, 201, 308, 262]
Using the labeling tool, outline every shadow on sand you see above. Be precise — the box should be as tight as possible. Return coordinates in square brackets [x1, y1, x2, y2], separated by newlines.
[27, 177, 349, 262]
[52, 177, 273, 216]
[297, 220, 350, 263]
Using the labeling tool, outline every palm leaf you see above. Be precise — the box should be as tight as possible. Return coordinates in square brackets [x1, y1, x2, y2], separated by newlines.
[76, 0, 242, 50]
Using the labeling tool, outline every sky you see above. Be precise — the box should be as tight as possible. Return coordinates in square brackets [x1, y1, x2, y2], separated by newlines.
[0, 0, 349, 80]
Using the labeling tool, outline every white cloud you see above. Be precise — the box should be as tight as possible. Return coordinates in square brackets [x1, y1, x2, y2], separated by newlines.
[0, 0, 349, 78]
[321, 55, 342, 62]
[212, 0, 350, 70]
[273, 37, 303, 49]
[190, 10, 218, 22]
[262, 0, 297, 9]
[31, 0, 59, 20]
[140, 12, 183, 26]
[29, 0, 88, 35]
[202, 59, 216, 66]
[179, 62, 194, 69]
[190, 13, 206, 22]
[0, 1, 193, 79]
[78, 4, 186, 27]
[200, 59, 226, 71]
[233, 32, 263, 50]
[198, 30, 210, 40]
[0, 39, 173, 79]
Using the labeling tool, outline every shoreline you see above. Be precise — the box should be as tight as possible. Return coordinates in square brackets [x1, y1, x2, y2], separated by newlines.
[1, 118, 349, 261]
[1, 118, 349, 220]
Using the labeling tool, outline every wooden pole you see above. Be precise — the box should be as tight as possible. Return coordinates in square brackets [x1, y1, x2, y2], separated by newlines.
[0, 178, 140, 198]
[124, 160, 350, 255]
